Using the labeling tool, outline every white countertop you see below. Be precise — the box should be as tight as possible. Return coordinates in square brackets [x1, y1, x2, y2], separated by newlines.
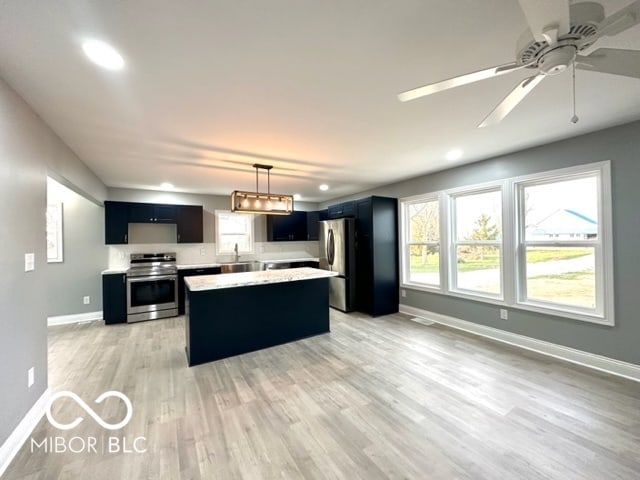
[185, 267, 337, 291]
[177, 263, 222, 270]
[103, 258, 320, 274]
[101, 268, 128, 274]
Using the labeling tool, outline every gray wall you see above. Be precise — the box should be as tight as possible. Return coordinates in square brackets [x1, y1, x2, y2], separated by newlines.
[324, 120, 640, 365]
[46, 180, 106, 317]
[0, 77, 106, 447]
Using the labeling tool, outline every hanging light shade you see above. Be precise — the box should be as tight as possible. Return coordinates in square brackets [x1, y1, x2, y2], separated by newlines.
[231, 164, 294, 215]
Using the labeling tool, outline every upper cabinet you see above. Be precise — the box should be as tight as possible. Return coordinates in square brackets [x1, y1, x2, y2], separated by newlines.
[104, 201, 130, 244]
[266, 210, 326, 242]
[104, 201, 203, 244]
[327, 201, 356, 219]
[129, 203, 177, 223]
[266, 211, 308, 241]
[177, 205, 203, 243]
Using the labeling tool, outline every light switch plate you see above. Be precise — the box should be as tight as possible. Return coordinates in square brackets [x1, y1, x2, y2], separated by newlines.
[24, 253, 35, 272]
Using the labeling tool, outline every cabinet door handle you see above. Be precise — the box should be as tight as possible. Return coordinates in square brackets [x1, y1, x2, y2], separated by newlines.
[122, 275, 125, 284]
[177, 234, 181, 242]
[124, 234, 128, 243]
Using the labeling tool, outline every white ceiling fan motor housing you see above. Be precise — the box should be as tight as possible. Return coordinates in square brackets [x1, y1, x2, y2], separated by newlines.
[539, 45, 577, 75]
[515, 1, 604, 65]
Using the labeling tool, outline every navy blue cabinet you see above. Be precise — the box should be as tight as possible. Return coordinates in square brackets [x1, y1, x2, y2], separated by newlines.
[266, 211, 308, 241]
[104, 201, 129, 244]
[355, 196, 399, 317]
[104, 201, 203, 244]
[306, 211, 321, 241]
[129, 203, 177, 223]
[178, 267, 221, 314]
[327, 201, 356, 219]
[102, 273, 127, 324]
[177, 205, 203, 243]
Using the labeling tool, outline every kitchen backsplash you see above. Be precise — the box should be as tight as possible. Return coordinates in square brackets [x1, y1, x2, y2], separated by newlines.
[107, 241, 320, 269]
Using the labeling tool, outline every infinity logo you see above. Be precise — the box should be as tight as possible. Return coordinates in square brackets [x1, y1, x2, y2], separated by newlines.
[46, 391, 133, 431]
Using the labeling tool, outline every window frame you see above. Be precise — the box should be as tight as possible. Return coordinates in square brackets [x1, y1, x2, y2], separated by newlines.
[214, 210, 255, 255]
[399, 160, 614, 326]
[448, 185, 504, 300]
[512, 162, 613, 325]
[401, 194, 442, 290]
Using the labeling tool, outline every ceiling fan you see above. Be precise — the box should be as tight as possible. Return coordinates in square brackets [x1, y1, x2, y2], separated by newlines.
[398, 0, 640, 127]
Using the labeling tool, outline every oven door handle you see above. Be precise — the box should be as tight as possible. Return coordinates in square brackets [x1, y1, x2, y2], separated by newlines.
[127, 275, 177, 283]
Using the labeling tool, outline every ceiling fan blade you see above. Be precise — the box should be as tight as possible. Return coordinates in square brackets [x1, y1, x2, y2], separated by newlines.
[478, 75, 545, 128]
[398, 62, 527, 102]
[576, 48, 640, 79]
[577, 0, 640, 47]
[517, 0, 570, 43]
[596, 0, 640, 37]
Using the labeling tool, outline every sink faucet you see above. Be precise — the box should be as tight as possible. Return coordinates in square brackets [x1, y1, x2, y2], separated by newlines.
[233, 243, 240, 262]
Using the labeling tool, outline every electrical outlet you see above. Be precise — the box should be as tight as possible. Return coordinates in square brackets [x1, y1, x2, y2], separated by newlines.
[200, 248, 206, 256]
[24, 253, 35, 272]
[119, 251, 126, 260]
[500, 309, 508, 320]
[401, 289, 407, 298]
[28, 367, 34, 388]
[83, 296, 90, 305]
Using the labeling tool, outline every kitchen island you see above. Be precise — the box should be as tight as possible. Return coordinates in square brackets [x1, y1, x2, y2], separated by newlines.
[184, 267, 338, 366]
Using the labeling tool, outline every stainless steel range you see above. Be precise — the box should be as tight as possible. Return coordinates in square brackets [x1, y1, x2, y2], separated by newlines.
[126, 252, 178, 323]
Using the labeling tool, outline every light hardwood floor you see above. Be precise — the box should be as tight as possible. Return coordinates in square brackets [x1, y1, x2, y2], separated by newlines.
[4, 310, 640, 479]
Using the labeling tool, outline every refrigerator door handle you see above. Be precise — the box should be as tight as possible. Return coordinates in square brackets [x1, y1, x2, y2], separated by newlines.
[327, 228, 335, 267]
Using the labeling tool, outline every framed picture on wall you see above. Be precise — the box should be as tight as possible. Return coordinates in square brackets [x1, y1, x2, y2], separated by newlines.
[46, 202, 63, 263]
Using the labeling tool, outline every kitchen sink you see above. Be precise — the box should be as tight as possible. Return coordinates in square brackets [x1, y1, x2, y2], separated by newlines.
[219, 261, 262, 274]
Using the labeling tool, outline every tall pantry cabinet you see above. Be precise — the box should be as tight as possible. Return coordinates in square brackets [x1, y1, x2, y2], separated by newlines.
[355, 196, 399, 317]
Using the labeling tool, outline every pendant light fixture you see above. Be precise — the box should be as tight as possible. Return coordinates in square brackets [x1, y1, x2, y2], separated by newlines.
[231, 164, 294, 215]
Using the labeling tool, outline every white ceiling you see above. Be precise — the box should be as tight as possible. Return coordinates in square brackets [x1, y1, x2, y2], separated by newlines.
[1, 0, 639, 202]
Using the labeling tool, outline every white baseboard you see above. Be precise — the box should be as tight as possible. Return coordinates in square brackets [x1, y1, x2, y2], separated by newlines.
[0, 388, 51, 478]
[400, 304, 640, 383]
[47, 311, 102, 326]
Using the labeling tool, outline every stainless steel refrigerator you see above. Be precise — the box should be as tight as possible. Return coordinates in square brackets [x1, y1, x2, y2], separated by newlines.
[319, 218, 356, 312]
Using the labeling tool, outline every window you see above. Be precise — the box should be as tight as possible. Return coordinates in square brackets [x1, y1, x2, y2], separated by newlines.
[515, 167, 611, 320]
[215, 211, 254, 255]
[450, 189, 502, 297]
[399, 161, 613, 325]
[402, 197, 440, 287]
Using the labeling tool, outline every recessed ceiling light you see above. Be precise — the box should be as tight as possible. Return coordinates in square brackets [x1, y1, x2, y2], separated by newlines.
[446, 149, 463, 161]
[293, 193, 301, 200]
[319, 184, 329, 191]
[82, 40, 124, 70]
[160, 182, 174, 190]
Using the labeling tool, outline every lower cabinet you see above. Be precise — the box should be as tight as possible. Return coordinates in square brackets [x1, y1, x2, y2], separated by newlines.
[102, 273, 127, 324]
[290, 260, 319, 268]
[178, 267, 221, 314]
